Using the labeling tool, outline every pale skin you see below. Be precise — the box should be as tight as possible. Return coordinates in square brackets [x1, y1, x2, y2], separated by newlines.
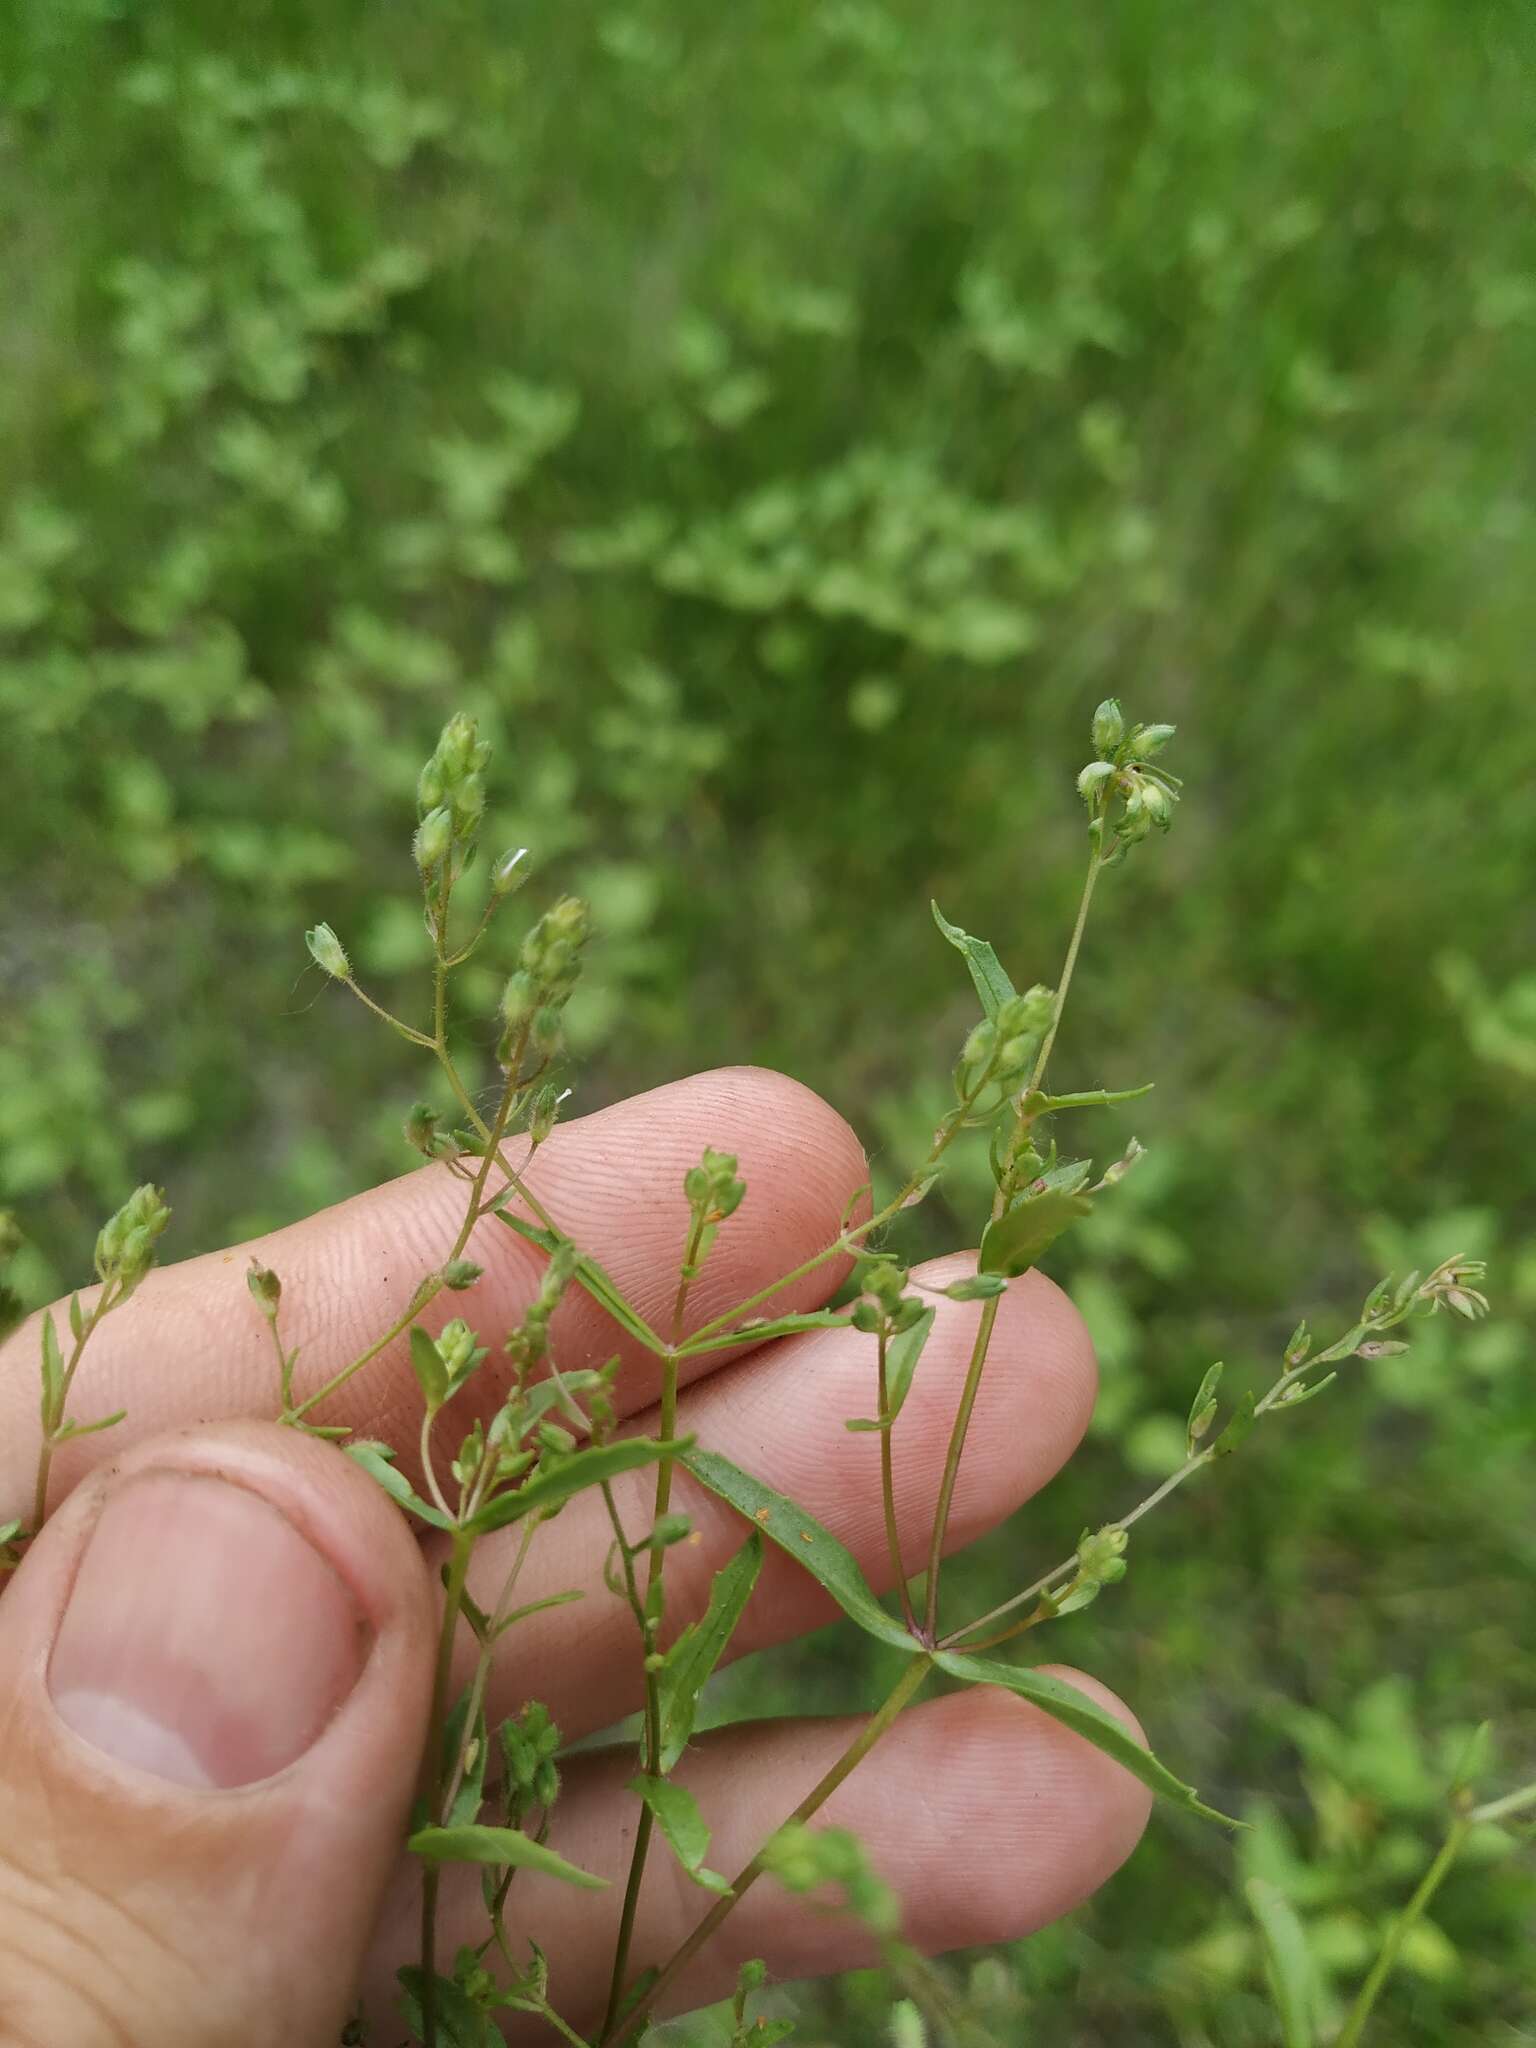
[0, 1066, 1150, 2047]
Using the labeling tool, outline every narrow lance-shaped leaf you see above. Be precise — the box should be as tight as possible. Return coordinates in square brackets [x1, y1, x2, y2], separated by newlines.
[931, 900, 1018, 1021]
[463, 1436, 692, 1537]
[1246, 1878, 1319, 2048]
[978, 1162, 1094, 1277]
[677, 1308, 849, 1358]
[408, 1822, 607, 1890]
[344, 1439, 454, 1531]
[39, 1310, 63, 1429]
[495, 1213, 669, 1356]
[934, 1650, 1240, 1827]
[683, 1448, 915, 1651]
[659, 1531, 763, 1771]
[629, 1776, 732, 1894]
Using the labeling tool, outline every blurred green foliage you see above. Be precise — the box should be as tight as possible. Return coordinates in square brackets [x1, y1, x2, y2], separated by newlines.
[3, 1, 1534, 2040]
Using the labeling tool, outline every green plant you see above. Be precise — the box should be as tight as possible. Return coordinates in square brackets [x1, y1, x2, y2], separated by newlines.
[10, 703, 1520, 2048]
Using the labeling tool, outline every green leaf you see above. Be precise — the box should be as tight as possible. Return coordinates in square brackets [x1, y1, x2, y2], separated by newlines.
[1187, 1361, 1224, 1451]
[1246, 1878, 1319, 2048]
[0, 1520, 23, 1548]
[442, 1693, 490, 1828]
[343, 1438, 454, 1530]
[409, 1325, 448, 1411]
[39, 1309, 63, 1430]
[630, 1775, 732, 1893]
[396, 1966, 500, 2048]
[659, 1532, 763, 1770]
[1025, 1083, 1155, 1114]
[978, 1162, 1094, 1276]
[1212, 1388, 1258, 1457]
[683, 1448, 914, 1650]
[882, 1305, 935, 1424]
[934, 1650, 1240, 1826]
[492, 1588, 586, 1641]
[677, 1307, 848, 1357]
[407, 1822, 608, 1889]
[495, 1213, 669, 1355]
[53, 1408, 127, 1442]
[463, 1437, 691, 1537]
[67, 1292, 85, 1343]
[931, 900, 1018, 1021]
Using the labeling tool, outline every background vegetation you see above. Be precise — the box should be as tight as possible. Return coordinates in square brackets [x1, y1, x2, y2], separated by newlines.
[3, 1, 1534, 2041]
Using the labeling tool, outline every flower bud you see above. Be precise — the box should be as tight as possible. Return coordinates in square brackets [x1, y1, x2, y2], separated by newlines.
[1092, 698, 1125, 755]
[442, 1258, 484, 1291]
[413, 803, 454, 873]
[491, 846, 529, 895]
[1076, 760, 1115, 805]
[246, 1264, 282, 1317]
[305, 922, 350, 980]
[1129, 721, 1176, 758]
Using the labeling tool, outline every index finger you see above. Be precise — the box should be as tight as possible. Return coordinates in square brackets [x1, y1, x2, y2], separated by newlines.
[0, 1067, 869, 1524]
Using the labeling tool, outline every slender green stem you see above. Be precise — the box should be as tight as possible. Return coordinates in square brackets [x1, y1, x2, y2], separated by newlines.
[602, 1211, 705, 2037]
[922, 1294, 1001, 1640]
[1027, 848, 1102, 1098]
[343, 977, 435, 1048]
[1335, 1813, 1471, 2048]
[941, 1443, 1214, 1649]
[607, 1654, 934, 2048]
[289, 1274, 445, 1422]
[876, 1328, 918, 1635]
[420, 1532, 473, 2048]
[32, 1284, 117, 1530]
[1469, 1779, 1536, 1827]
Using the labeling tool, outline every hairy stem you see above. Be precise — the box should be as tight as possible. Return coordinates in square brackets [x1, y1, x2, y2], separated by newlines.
[608, 1654, 934, 2047]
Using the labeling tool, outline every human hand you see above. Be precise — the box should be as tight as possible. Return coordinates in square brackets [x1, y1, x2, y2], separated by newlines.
[0, 1066, 1149, 2046]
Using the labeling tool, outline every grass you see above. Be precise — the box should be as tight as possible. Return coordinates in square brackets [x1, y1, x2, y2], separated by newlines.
[2, 1, 1535, 2039]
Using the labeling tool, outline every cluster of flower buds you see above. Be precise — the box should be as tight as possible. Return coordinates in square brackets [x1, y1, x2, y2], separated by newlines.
[1076, 698, 1181, 859]
[501, 1701, 562, 1822]
[850, 1256, 927, 1337]
[954, 984, 1055, 1104]
[505, 1238, 580, 1379]
[1050, 1523, 1129, 1618]
[683, 1147, 747, 1226]
[94, 1183, 171, 1293]
[499, 896, 591, 1062]
[1419, 1253, 1491, 1322]
[410, 1316, 490, 1415]
[414, 713, 492, 883]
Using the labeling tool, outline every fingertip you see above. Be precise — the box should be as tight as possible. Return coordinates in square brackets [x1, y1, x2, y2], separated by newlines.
[899, 1671, 1151, 1951]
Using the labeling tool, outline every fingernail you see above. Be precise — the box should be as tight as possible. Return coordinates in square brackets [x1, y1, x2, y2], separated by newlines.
[48, 1471, 370, 1789]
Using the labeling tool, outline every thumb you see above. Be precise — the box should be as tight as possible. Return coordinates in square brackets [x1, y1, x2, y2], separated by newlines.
[0, 1422, 436, 2048]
